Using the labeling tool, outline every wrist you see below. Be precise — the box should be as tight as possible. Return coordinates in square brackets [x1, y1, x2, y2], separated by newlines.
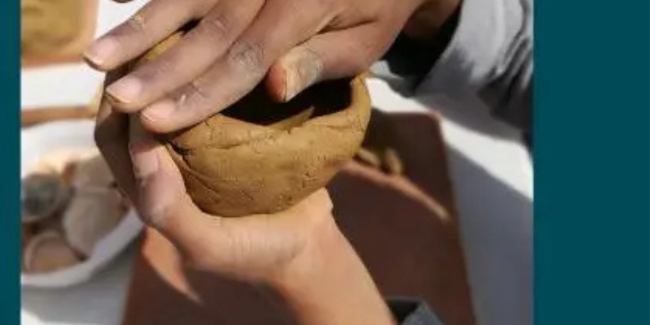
[269, 216, 395, 325]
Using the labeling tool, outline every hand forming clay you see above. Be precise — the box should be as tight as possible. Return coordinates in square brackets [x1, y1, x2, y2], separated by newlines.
[133, 31, 371, 217]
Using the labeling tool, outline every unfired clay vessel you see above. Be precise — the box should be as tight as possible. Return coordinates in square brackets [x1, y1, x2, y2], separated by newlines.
[134, 31, 371, 217]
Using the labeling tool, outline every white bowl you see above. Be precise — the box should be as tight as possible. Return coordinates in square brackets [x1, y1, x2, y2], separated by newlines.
[21, 120, 144, 288]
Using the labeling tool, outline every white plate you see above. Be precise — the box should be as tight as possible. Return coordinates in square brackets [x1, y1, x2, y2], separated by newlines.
[21, 120, 143, 288]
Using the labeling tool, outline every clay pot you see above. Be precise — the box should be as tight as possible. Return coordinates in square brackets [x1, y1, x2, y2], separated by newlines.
[21, 173, 71, 223]
[62, 187, 127, 257]
[135, 31, 371, 217]
[23, 231, 81, 273]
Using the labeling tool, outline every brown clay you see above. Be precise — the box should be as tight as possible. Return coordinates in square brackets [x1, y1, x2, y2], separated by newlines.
[134, 31, 371, 217]
[22, 0, 84, 56]
[21, 0, 98, 66]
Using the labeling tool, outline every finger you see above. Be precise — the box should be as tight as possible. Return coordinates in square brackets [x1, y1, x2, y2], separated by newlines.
[266, 23, 391, 102]
[126, 118, 234, 261]
[191, 189, 334, 278]
[94, 69, 137, 198]
[127, 116, 195, 234]
[106, 0, 263, 111]
[84, 0, 209, 71]
[128, 115, 335, 277]
[139, 2, 328, 133]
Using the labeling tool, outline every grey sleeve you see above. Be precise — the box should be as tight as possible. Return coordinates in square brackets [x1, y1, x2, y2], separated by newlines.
[387, 298, 445, 325]
[416, 0, 533, 131]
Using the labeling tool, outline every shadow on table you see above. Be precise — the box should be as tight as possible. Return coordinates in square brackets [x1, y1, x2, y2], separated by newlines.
[380, 77, 530, 152]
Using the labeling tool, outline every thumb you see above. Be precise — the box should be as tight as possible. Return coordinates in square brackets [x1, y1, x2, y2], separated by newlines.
[266, 24, 388, 102]
[127, 116, 314, 279]
[127, 115, 225, 257]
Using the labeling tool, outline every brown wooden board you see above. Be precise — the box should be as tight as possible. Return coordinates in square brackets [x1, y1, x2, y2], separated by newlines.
[120, 111, 476, 325]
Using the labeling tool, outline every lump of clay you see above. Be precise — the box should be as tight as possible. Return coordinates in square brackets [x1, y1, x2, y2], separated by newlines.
[62, 187, 127, 257]
[21, 0, 89, 58]
[21, 173, 71, 223]
[23, 231, 81, 273]
[134, 31, 371, 217]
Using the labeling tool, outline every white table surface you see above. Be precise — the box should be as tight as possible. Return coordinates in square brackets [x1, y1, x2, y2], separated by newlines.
[21, 2, 533, 325]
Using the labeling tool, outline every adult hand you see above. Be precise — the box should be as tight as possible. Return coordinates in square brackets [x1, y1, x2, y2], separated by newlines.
[95, 69, 396, 325]
[85, 0, 452, 134]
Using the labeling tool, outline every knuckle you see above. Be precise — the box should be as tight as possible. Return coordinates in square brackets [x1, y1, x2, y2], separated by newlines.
[185, 77, 212, 103]
[128, 12, 146, 32]
[139, 198, 173, 229]
[347, 45, 373, 72]
[120, 12, 150, 40]
[196, 14, 230, 42]
[146, 55, 180, 81]
[227, 41, 266, 73]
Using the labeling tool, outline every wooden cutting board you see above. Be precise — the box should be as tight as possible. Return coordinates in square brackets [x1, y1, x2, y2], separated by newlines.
[121, 111, 476, 325]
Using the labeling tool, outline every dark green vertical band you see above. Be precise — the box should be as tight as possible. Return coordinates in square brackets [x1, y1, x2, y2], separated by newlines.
[0, 1, 21, 323]
[536, 0, 649, 324]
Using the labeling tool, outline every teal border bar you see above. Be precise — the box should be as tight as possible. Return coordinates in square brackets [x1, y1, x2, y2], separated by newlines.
[1, 0, 20, 323]
[536, 0, 649, 324]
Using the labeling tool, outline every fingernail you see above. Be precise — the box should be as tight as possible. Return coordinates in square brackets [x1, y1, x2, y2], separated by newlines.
[129, 141, 159, 179]
[84, 38, 118, 67]
[283, 71, 299, 102]
[283, 52, 322, 101]
[142, 100, 176, 122]
[107, 77, 143, 104]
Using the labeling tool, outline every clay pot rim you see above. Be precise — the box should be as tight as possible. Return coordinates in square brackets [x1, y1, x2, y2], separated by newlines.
[168, 75, 370, 153]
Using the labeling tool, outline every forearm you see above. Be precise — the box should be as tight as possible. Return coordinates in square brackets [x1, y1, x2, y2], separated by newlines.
[272, 216, 395, 325]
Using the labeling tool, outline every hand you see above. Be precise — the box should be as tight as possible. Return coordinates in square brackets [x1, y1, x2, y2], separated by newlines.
[95, 69, 396, 325]
[95, 68, 334, 283]
[85, 0, 450, 134]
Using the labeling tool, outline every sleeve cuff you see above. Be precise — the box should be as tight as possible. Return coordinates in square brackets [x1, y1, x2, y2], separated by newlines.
[416, 0, 525, 96]
[387, 298, 445, 325]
